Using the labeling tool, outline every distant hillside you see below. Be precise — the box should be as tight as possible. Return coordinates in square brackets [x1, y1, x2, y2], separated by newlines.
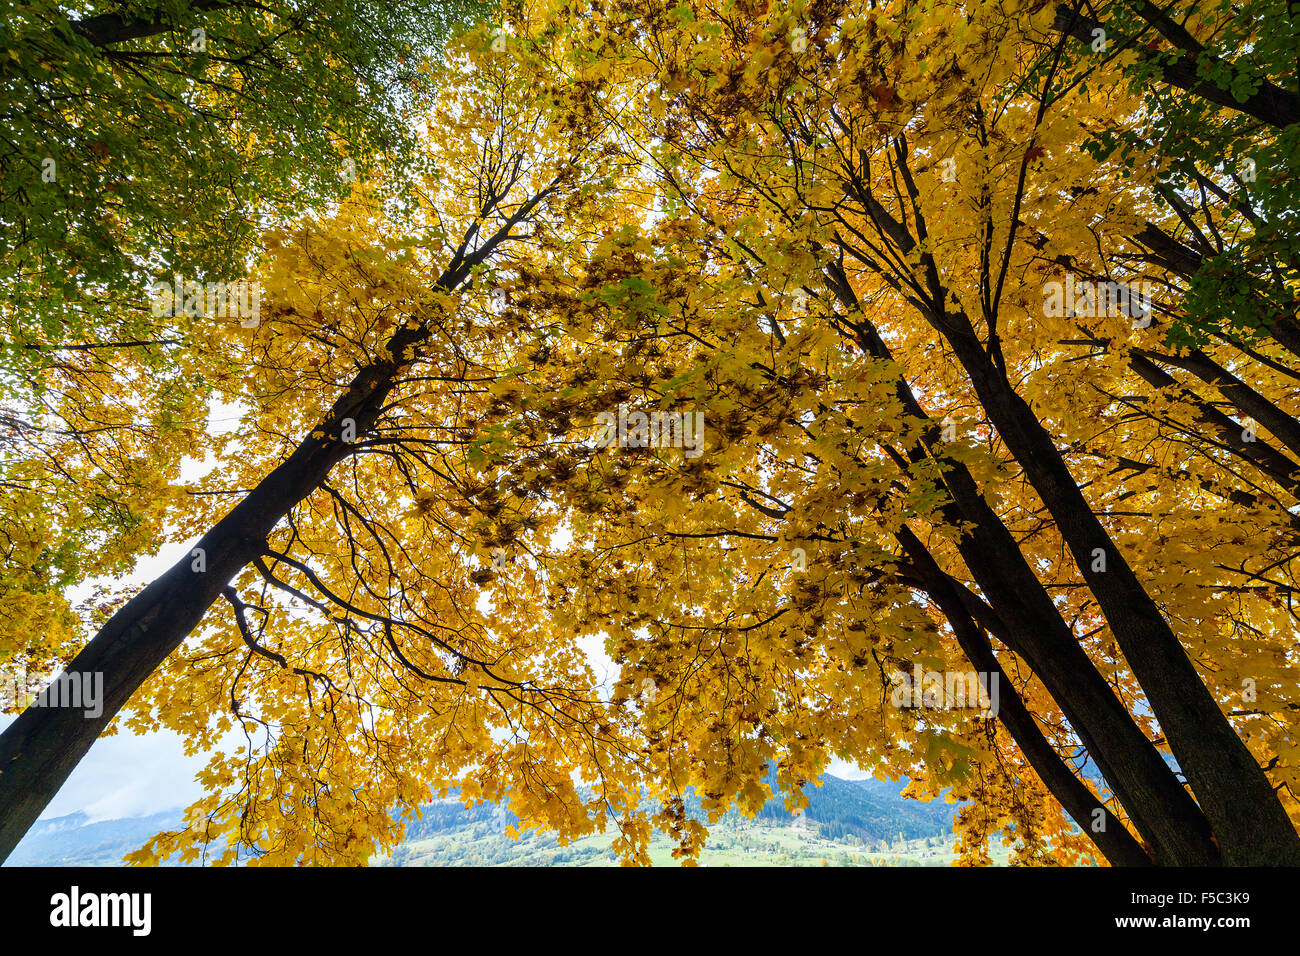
[388, 771, 965, 867]
[754, 773, 956, 842]
[7, 811, 189, 867]
[6, 773, 965, 867]
[403, 771, 956, 844]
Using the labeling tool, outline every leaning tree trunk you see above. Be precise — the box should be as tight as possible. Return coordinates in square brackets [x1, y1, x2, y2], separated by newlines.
[938, 311, 1300, 865]
[1051, 4, 1300, 129]
[0, 354, 400, 861]
[0, 177, 554, 860]
[824, 274, 1221, 864]
[0, 225, 514, 861]
[895, 525, 1156, 866]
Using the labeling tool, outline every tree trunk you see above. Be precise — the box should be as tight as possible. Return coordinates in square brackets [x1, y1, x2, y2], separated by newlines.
[896, 525, 1156, 866]
[1125, 351, 1300, 498]
[1051, 4, 1300, 129]
[821, 276, 1222, 863]
[0, 357, 399, 862]
[921, 447, 1221, 864]
[1136, 346, 1300, 462]
[938, 313, 1300, 864]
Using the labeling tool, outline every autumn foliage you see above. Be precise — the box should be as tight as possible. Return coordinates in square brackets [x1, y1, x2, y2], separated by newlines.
[2, 0, 1300, 867]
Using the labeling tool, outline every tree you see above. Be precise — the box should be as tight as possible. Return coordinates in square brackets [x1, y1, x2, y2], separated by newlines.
[2, 0, 1299, 868]
[1050, 0, 1300, 351]
[0, 0, 485, 386]
[1, 27, 646, 863]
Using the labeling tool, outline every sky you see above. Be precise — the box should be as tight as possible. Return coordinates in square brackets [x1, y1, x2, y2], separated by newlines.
[0, 715, 209, 822]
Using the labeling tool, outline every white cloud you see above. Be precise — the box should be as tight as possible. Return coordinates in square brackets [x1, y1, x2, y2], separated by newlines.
[826, 756, 871, 780]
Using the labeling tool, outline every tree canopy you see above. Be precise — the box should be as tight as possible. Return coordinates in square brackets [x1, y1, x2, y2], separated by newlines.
[1, 0, 1299, 867]
[0, 0, 486, 383]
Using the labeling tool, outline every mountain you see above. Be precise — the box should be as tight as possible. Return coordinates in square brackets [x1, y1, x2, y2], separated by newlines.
[387, 771, 966, 866]
[401, 771, 958, 844]
[5, 774, 968, 867]
[7, 810, 190, 867]
[754, 773, 956, 842]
